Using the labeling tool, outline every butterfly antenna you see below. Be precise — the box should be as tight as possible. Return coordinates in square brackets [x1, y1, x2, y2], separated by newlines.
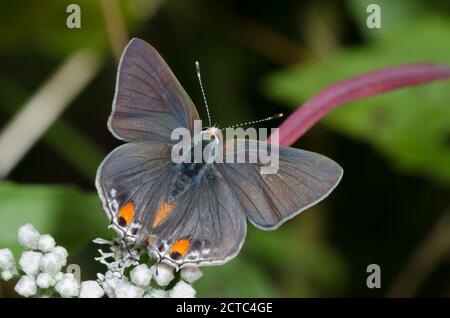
[222, 113, 283, 130]
[195, 61, 212, 127]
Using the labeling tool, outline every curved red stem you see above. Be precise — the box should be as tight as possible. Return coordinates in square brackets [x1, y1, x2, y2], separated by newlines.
[269, 63, 450, 146]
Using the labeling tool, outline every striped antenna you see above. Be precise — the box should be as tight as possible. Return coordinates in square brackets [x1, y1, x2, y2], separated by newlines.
[223, 113, 283, 130]
[195, 61, 212, 127]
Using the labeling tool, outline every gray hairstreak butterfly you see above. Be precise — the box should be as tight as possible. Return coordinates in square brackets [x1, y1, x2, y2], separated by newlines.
[95, 38, 343, 269]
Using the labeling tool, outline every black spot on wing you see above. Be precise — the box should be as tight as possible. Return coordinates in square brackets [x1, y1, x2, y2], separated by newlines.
[170, 252, 182, 260]
[117, 216, 127, 227]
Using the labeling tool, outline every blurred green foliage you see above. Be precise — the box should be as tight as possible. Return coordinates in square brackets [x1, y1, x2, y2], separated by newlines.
[264, 17, 450, 185]
[0, 74, 105, 179]
[0, 0, 156, 56]
[0, 182, 109, 256]
[197, 217, 347, 297]
[0, 1, 107, 56]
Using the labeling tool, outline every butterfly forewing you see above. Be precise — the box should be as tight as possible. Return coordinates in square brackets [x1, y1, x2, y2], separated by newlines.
[109, 38, 200, 142]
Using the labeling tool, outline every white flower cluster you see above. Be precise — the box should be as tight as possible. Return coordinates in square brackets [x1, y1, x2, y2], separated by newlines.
[0, 224, 202, 298]
[94, 237, 201, 298]
[0, 224, 79, 297]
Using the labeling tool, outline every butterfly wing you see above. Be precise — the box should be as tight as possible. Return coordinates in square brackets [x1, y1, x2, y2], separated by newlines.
[143, 166, 247, 268]
[217, 140, 343, 230]
[108, 38, 200, 143]
[95, 140, 177, 238]
[96, 141, 246, 268]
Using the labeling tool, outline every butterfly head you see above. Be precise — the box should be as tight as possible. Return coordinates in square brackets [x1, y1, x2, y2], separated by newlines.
[201, 126, 221, 145]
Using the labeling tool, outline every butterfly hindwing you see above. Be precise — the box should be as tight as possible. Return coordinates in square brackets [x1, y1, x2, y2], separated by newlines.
[144, 165, 247, 268]
[95, 140, 176, 238]
[217, 139, 343, 230]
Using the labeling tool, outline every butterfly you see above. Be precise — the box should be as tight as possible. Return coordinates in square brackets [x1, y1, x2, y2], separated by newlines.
[95, 38, 343, 269]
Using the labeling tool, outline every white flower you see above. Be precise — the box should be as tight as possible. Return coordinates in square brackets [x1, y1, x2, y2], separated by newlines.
[130, 264, 152, 287]
[5, 225, 205, 298]
[19, 251, 43, 276]
[92, 238, 112, 245]
[54, 272, 64, 282]
[181, 266, 203, 283]
[1, 270, 14, 281]
[152, 263, 175, 287]
[36, 272, 54, 289]
[114, 280, 145, 298]
[94, 237, 140, 275]
[144, 288, 168, 298]
[52, 246, 68, 266]
[98, 271, 123, 298]
[39, 252, 63, 274]
[169, 281, 196, 298]
[0, 248, 15, 271]
[37, 234, 56, 253]
[79, 280, 104, 298]
[18, 224, 40, 250]
[14, 275, 37, 297]
[55, 273, 79, 298]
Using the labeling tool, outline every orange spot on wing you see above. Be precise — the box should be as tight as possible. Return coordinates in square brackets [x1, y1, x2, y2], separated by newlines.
[152, 201, 173, 227]
[146, 235, 154, 246]
[117, 202, 134, 227]
[169, 239, 190, 257]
